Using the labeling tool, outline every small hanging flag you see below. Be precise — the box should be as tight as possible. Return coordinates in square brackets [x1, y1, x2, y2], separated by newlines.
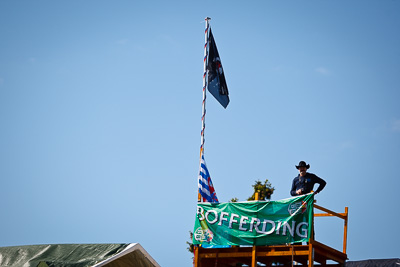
[198, 153, 219, 203]
[207, 28, 230, 109]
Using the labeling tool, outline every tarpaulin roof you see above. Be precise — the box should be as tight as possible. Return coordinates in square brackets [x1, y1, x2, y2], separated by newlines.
[0, 243, 160, 267]
[346, 259, 400, 267]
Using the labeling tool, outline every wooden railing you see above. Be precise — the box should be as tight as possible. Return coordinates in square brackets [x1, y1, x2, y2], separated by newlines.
[314, 204, 349, 254]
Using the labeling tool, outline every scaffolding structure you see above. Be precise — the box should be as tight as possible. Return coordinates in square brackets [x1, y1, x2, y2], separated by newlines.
[194, 203, 348, 267]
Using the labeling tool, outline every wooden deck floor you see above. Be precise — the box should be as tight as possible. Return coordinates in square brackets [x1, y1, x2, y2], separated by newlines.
[195, 240, 348, 267]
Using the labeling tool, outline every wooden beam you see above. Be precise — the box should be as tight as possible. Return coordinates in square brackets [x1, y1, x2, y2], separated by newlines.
[343, 207, 349, 254]
[200, 252, 252, 258]
[314, 247, 346, 264]
[252, 245, 257, 267]
[308, 242, 314, 267]
[198, 247, 311, 258]
[311, 240, 347, 263]
[194, 246, 199, 267]
[257, 251, 309, 256]
[314, 204, 347, 220]
[314, 213, 347, 217]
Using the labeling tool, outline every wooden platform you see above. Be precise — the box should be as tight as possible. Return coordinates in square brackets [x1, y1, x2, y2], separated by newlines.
[194, 204, 349, 267]
[195, 240, 348, 267]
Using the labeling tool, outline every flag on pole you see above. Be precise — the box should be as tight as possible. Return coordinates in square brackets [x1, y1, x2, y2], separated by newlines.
[198, 153, 219, 203]
[207, 28, 230, 109]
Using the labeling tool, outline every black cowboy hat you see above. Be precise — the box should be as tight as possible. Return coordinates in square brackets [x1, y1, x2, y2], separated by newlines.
[296, 161, 310, 169]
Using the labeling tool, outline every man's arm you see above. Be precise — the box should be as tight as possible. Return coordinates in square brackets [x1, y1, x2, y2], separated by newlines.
[290, 178, 297, 196]
[314, 176, 326, 194]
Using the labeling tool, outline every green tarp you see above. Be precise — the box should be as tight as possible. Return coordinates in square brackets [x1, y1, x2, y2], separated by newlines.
[0, 243, 159, 267]
[193, 193, 314, 246]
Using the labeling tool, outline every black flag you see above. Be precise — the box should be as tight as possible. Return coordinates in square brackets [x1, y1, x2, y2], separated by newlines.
[207, 29, 229, 108]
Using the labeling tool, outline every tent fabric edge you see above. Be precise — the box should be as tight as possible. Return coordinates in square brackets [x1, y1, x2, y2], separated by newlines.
[91, 243, 160, 267]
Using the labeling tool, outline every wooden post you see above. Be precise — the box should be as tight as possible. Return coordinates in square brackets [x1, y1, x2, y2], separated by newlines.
[308, 242, 314, 267]
[343, 207, 348, 254]
[251, 191, 260, 267]
[194, 246, 199, 267]
[252, 245, 257, 267]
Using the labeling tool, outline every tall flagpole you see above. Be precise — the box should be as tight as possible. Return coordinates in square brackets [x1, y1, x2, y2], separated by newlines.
[201, 17, 210, 155]
[199, 17, 211, 202]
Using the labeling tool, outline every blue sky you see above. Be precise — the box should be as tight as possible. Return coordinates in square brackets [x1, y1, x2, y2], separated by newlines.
[0, 1, 399, 266]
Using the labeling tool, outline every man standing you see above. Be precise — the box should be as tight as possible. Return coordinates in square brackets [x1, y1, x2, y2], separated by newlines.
[290, 161, 326, 196]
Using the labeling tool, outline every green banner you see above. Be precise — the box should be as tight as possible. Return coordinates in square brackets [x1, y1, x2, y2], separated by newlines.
[193, 193, 314, 246]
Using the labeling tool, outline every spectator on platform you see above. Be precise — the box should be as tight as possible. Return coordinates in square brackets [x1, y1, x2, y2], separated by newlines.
[290, 161, 326, 196]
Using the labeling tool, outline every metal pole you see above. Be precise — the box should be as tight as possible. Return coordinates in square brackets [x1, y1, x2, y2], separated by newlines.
[201, 17, 210, 155]
[198, 17, 211, 202]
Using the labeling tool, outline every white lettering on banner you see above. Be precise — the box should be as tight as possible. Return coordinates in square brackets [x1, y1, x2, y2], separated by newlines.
[229, 213, 239, 229]
[196, 205, 309, 238]
[282, 221, 296, 236]
[296, 222, 308, 238]
[254, 219, 263, 233]
[205, 210, 218, 224]
[239, 216, 249, 231]
[260, 220, 276, 234]
[197, 206, 205, 221]
[275, 221, 282, 234]
[249, 217, 261, 232]
[218, 212, 229, 226]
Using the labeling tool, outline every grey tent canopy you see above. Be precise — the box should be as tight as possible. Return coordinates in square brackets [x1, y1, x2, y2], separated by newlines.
[0, 243, 160, 267]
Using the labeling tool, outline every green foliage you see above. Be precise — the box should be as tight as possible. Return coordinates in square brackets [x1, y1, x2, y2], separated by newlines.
[186, 231, 194, 254]
[229, 197, 239, 203]
[247, 179, 275, 201]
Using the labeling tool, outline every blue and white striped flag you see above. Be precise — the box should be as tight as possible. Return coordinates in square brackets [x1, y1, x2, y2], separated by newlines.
[198, 154, 219, 203]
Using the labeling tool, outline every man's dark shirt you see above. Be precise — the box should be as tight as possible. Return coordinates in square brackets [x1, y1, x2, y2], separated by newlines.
[290, 172, 326, 196]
